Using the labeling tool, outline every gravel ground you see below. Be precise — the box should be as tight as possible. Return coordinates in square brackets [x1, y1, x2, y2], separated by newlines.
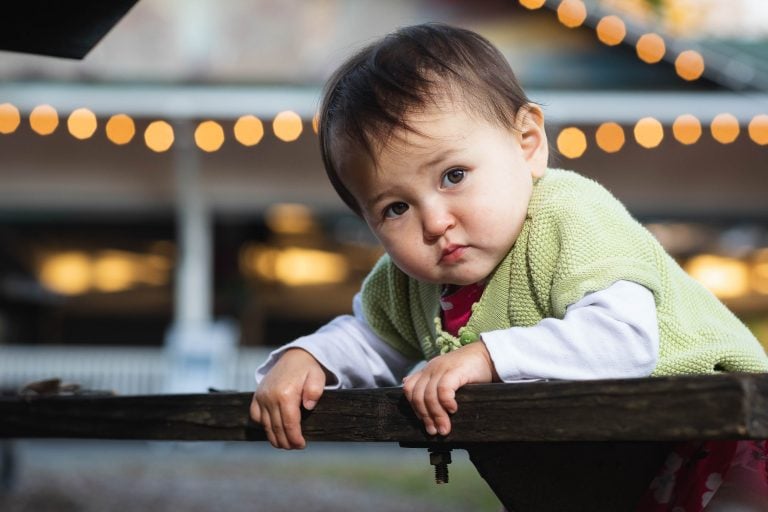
[0, 441, 498, 512]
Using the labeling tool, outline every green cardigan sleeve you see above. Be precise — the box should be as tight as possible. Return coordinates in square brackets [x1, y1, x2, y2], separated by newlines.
[528, 170, 768, 375]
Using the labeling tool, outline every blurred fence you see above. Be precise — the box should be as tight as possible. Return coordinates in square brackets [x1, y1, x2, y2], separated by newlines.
[0, 345, 270, 395]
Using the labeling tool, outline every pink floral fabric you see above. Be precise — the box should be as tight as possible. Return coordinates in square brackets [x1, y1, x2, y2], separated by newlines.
[637, 440, 768, 511]
[439, 282, 485, 336]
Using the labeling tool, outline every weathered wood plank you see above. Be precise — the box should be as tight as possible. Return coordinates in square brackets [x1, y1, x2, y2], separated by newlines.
[1, 373, 766, 442]
[3, 374, 767, 512]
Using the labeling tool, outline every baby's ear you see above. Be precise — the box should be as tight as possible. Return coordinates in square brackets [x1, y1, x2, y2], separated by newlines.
[515, 104, 548, 178]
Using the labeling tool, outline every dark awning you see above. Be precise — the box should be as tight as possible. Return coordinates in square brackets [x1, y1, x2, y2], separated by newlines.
[0, 0, 139, 59]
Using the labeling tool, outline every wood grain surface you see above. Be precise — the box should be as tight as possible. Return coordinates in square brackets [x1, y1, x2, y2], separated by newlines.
[2, 373, 766, 442]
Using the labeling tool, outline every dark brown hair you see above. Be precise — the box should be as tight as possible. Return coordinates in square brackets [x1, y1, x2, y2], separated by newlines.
[318, 22, 532, 215]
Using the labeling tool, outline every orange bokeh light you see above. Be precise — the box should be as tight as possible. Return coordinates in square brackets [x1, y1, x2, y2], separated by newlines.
[747, 114, 768, 145]
[234, 115, 264, 146]
[106, 114, 136, 145]
[144, 121, 175, 152]
[595, 122, 625, 153]
[557, 0, 587, 28]
[557, 127, 587, 159]
[519, 0, 546, 9]
[710, 113, 740, 144]
[0, 103, 21, 134]
[67, 108, 98, 140]
[273, 111, 303, 142]
[29, 104, 59, 135]
[672, 114, 702, 145]
[596, 16, 626, 46]
[194, 120, 225, 152]
[312, 113, 319, 135]
[634, 117, 664, 148]
[636, 33, 666, 64]
[675, 50, 705, 81]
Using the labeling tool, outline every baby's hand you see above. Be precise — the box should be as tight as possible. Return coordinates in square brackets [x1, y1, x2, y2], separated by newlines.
[402, 341, 498, 437]
[250, 348, 327, 449]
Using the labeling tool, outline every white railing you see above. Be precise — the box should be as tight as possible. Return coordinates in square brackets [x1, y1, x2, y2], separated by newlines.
[0, 345, 270, 395]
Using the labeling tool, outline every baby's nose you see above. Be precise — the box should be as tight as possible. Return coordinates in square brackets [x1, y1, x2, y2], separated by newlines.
[422, 207, 455, 239]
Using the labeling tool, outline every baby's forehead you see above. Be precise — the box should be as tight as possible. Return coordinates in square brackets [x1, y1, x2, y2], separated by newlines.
[334, 97, 510, 180]
[372, 106, 485, 157]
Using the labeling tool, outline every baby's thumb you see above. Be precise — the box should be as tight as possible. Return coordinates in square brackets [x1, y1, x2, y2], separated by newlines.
[249, 394, 262, 423]
[302, 366, 326, 411]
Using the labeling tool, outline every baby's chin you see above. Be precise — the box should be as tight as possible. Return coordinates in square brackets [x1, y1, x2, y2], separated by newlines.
[391, 258, 493, 286]
[404, 270, 486, 287]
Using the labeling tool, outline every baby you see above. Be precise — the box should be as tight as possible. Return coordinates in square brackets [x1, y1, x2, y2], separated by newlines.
[251, 22, 768, 510]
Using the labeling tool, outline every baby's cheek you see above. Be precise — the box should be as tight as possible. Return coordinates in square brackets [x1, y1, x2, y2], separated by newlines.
[385, 247, 432, 281]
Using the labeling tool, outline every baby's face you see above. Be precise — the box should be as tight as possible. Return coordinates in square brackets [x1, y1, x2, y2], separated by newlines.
[340, 103, 546, 286]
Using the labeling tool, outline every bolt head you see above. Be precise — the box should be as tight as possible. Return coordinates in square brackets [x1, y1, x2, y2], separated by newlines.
[429, 451, 452, 465]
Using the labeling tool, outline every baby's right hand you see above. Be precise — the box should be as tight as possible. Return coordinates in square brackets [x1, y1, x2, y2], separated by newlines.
[250, 348, 327, 449]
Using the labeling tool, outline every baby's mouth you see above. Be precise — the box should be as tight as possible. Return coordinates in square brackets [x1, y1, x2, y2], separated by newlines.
[439, 245, 467, 264]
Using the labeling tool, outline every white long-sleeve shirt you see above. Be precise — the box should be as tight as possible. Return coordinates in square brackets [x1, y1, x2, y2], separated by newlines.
[254, 280, 659, 388]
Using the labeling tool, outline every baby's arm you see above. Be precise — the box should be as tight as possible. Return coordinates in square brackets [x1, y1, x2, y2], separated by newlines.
[251, 294, 417, 449]
[483, 280, 658, 381]
[404, 280, 658, 437]
[255, 294, 415, 389]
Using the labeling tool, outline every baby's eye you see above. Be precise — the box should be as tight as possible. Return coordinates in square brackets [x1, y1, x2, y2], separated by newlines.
[441, 168, 466, 188]
[384, 202, 409, 219]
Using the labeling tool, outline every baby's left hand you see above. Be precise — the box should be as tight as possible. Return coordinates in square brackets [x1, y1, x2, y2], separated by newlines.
[402, 340, 499, 437]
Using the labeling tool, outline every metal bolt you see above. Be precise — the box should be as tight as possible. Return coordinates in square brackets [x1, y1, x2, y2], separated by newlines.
[428, 448, 452, 484]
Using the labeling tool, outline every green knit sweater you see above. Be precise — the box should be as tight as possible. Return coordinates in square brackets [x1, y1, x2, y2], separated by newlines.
[361, 169, 768, 376]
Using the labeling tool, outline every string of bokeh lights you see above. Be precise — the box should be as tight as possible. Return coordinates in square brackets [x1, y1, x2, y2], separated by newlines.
[523, 0, 707, 82]
[0, 102, 310, 152]
[557, 114, 768, 158]
[524, 0, 768, 157]
[1, 102, 766, 159]
[0, 0, 767, 157]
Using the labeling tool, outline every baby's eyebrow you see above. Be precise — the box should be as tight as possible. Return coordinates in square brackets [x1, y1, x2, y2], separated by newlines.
[365, 190, 391, 212]
[418, 148, 459, 173]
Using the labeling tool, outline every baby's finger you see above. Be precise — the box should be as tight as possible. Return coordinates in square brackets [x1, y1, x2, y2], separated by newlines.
[302, 366, 326, 411]
[410, 375, 438, 436]
[249, 395, 262, 424]
[406, 373, 428, 418]
[278, 401, 306, 449]
[265, 405, 290, 449]
[436, 372, 460, 414]
[259, 408, 279, 448]
[423, 375, 453, 436]
[402, 372, 419, 403]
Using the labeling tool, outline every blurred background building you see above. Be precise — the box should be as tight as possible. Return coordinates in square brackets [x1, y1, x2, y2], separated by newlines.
[0, 0, 767, 393]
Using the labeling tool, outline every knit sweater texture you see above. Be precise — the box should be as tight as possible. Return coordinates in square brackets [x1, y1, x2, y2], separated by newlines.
[360, 169, 768, 376]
